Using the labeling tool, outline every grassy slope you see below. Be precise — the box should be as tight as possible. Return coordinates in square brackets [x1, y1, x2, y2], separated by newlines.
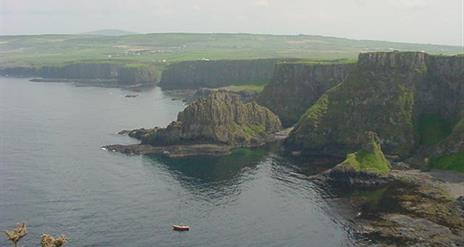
[0, 33, 461, 68]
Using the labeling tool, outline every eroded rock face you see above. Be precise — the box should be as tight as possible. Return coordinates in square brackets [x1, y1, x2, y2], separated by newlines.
[159, 59, 280, 89]
[137, 91, 282, 147]
[258, 62, 354, 127]
[285, 52, 464, 158]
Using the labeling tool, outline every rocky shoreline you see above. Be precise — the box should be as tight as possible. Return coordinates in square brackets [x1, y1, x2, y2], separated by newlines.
[304, 131, 464, 246]
[313, 165, 464, 246]
[103, 143, 233, 157]
[349, 170, 464, 247]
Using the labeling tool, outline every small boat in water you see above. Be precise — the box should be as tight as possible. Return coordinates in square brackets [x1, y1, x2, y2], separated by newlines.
[172, 225, 190, 231]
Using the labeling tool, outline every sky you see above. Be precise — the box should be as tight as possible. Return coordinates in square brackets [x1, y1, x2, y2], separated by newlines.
[0, 0, 463, 46]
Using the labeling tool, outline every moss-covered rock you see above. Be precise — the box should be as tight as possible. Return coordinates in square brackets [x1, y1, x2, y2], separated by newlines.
[285, 52, 464, 158]
[318, 132, 393, 188]
[140, 90, 282, 146]
[336, 132, 391, 175]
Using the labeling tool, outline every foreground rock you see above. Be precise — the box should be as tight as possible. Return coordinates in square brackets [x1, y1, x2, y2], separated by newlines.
[105, 91, 282, 157]
[354, 170, 464, 247]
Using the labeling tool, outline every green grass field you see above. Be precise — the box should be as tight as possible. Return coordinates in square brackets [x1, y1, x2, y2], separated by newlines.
[0, 33, 461, 68]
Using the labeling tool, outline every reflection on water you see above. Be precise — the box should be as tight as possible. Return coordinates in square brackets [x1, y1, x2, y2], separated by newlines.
[150, 148, 267, 183]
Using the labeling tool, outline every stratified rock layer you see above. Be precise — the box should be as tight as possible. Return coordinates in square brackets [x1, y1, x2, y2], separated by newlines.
[286, 52, 464, 158]
[258, 62, 353, 127]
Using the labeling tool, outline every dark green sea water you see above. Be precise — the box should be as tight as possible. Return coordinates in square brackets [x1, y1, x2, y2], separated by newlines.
[0, 78, 352, 246]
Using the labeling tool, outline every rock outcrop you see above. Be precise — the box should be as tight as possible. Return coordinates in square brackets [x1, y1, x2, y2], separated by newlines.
[258, 62, 354, 127]
[105, 91, 282, 157]
[319, 131, 392, 187]
[285, 52, 464, 159]
[159, 59, 281, 89]
[139, 91, 281, 146]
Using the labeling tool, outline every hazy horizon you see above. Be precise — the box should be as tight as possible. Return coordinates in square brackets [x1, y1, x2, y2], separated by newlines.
[1, 0, 463, 47]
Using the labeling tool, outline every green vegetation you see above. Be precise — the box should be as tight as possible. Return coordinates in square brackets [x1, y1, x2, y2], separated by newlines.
[341, 150, 391, 174]
[302, 93, 329, 123]
[416, 114, 453, 146]
[0, 33, 461, 68]
[431, 152, 464, 172]
[338, 132, 391, 175]
[242, 124, 266, 137]
[221, 84, 265, 93]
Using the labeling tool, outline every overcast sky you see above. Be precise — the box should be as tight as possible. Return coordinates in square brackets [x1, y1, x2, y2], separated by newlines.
[0, 0, 463, 46]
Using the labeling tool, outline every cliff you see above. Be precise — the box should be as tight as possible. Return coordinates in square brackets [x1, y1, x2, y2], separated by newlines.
[258, 62, 354, 127]
[159, 59, 280, 89]
[0, 63, 158, 85]
[285, 51, 464, 158]
[117, 65, 157, 84]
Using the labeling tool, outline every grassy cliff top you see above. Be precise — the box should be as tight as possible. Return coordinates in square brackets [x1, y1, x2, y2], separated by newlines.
[0, 33, 461, 68]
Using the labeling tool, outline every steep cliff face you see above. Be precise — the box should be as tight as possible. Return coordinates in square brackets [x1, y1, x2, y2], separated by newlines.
[0, 63, 157, 85]
[285, 52, 464, 158]
[159, 59, 280, 89]
[258, 62, 354, 127]
[139, 91, 282, 146]
[117, 65, 158, 84]
[40, 63, 120, 79]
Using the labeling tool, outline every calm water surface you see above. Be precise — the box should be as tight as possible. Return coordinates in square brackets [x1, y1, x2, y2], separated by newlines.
[0, 78, 353, 246]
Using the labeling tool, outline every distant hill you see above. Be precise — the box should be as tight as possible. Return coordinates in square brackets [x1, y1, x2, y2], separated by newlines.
[82, 29, 136, 36]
